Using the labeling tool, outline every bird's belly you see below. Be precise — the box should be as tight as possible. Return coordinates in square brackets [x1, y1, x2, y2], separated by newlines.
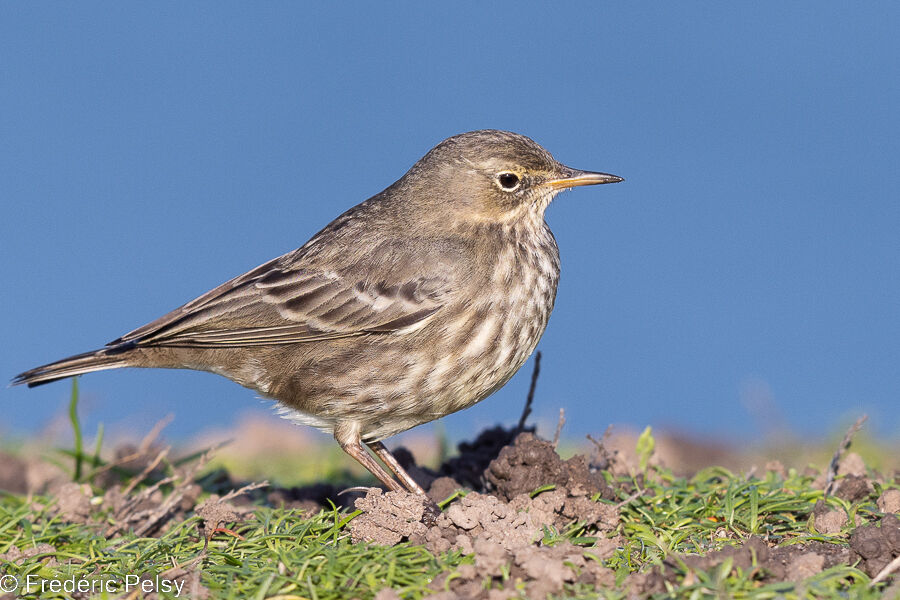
[271, 278, 556, 441]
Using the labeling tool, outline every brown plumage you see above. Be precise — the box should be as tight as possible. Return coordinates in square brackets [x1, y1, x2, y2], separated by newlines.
[12, 130, 622, 493]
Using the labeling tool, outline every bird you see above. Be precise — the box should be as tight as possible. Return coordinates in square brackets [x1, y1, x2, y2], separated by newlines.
[12, 130, 623, 495]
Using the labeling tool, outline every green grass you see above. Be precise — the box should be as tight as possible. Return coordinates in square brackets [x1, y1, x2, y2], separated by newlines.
[1, 385, 894, 598]
[0, 497, 462, 599]
[1, 462, 894, 599]
[608, 466, 889, 598]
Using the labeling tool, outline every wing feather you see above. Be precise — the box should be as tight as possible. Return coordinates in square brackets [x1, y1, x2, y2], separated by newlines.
[109, 260, 448, 349]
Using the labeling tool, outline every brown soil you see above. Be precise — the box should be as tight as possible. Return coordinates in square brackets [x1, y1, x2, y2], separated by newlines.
[2, 422, 899, 599]
[850, 514, 900, 577]
[484, 432, 616, 501]
[347, 429, 900, 599]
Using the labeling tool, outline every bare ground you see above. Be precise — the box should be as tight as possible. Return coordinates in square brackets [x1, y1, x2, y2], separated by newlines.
[2, 416, 900, 599]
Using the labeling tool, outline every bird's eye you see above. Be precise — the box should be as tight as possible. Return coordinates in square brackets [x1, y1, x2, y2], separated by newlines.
[498, 172, 520, 190]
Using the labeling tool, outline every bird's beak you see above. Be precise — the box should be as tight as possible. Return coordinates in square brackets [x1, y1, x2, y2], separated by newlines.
[546, 168, 624, 190]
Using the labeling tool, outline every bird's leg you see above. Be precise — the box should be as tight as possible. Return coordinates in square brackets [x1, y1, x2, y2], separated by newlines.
[334, 427, 404, 492]
[366, 440, 426, 495]
[368, 440, 441, 525]
[334, 425, 439, 524]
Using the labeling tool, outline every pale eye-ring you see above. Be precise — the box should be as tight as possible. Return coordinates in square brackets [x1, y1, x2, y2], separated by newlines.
[498, 172, 520, 190]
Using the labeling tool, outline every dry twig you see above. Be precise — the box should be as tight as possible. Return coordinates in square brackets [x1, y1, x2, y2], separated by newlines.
[106, 448, 215, 539]
[824, 414, 868, 497]
[615, 489, 644, 509]
[552, 408, 565, 449]
[587, 425, 618, 472]
[85, 414, 175, 482]
[517, 351, 541, 431]
[138, 413, 174, 454]
[122, 446, 170, 496]
[220, 480, 270, 503]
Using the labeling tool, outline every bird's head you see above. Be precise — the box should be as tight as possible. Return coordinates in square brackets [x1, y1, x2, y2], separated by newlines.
[400, 130, 623, 225]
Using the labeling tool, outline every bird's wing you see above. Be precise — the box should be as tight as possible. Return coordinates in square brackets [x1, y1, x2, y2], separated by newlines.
[110, 259, 449, 349]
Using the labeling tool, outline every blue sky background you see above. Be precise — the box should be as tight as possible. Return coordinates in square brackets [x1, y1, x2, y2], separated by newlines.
[2, 3, 898, 446]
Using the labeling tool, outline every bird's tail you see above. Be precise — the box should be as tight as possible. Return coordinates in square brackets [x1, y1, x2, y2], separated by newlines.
[12, 348, 130, 388]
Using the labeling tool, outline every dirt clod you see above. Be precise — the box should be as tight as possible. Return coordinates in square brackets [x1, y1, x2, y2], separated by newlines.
[485, 432, 614, 501]
[813, 500, 848, 535]
[427, 476, 463, 504]
[765, 460, 787, 479]
[849, 514, 900, 576]
[195, 496, 254, 538]
[834, 474, 874, 502]
[349, 489, 430, 545]
[350, 430, 625, 600]
[785, 552, 826, 582]
[54, 482, 93, 524]
[0, 543, 57, 566]
[428, 538, 615, 600]
[630, 537, 859, 594]
[373, 588, 402, 600]
[438, 425, 531, 490]
[349, 428, 626, 600]
[838, 452, 868, 477]
[878, 489, 900, 514]
[0, 452, 29, 494]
